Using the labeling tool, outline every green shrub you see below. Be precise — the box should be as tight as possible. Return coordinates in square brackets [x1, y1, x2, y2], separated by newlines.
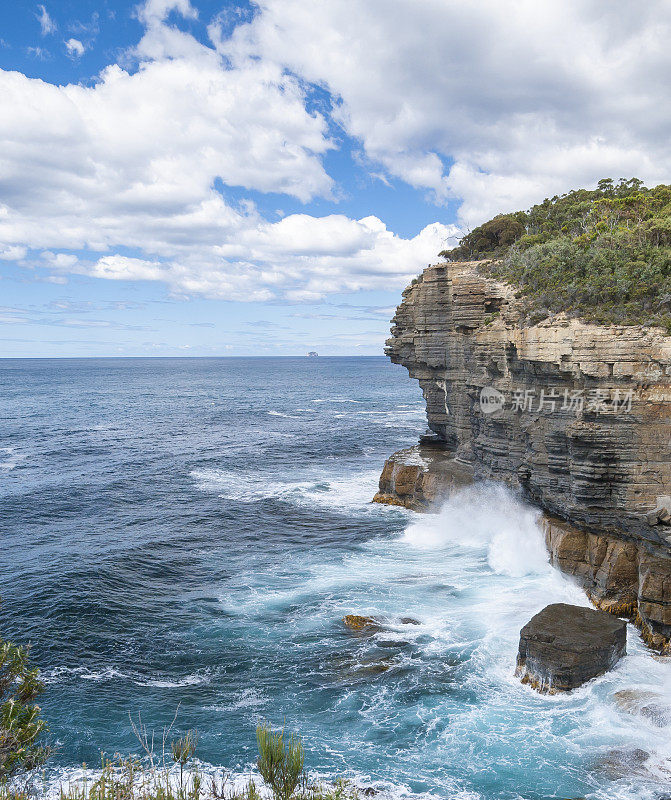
[0, 639, 49, 782]
[440, 178, 671, 330]
[256, 724, 305, 800]
[439, 214, 525, 260]
[171, 731, 198, 792]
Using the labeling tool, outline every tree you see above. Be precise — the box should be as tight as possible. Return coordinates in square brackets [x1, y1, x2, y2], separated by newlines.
[439, 214, 525, 260]
[438, 179, 671, 331]
[0, 639, 49, 781]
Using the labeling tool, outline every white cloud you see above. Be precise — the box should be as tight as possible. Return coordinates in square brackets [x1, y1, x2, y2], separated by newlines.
[223, 0, 671, 226]
[25, 46, 49, 60]
[5, 0, 671, 313]
[62, 215, 451, 302]
[137, 0, 198, 26]
[64, 38, 85, 58]
[37, 5, 56, 36]
[0, 0, 452, 301]
[0, 244, 27, 261]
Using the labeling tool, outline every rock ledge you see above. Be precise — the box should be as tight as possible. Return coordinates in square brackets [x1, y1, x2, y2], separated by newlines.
[373, 443, 473, 510]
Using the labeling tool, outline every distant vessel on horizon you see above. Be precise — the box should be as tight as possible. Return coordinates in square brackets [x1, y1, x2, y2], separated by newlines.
[307, 351, 319, 357]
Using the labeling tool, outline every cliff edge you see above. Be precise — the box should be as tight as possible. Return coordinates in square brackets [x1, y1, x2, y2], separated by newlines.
[378, 261, 671, 650]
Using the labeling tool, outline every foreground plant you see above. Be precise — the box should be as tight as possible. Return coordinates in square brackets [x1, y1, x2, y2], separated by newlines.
[55, 755, 208, 800]
[256, 723, 304, 800]
[0, 694, 357, 800]
[171, 731, 198, 792]
[0, 639, 49, 782]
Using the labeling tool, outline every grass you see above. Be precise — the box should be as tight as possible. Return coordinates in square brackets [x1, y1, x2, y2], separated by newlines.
[0, 718, 361, 800]
[0, 631, 361, 800]
[256, 724, 304, 800]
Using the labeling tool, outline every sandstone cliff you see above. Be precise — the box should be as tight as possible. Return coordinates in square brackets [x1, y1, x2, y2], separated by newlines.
[377, 261, 671, 650]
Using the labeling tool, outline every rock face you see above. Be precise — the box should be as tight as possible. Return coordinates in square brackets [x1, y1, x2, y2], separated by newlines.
[544, 515, 671, 651]
[378, 261, 671, 650]
[516, 603, 627, 692]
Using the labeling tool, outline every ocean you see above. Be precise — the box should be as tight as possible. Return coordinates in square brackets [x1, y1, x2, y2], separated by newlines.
[1, 356, 670, 800]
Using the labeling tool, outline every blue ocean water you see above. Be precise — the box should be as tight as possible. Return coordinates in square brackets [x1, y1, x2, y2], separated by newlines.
[1, 357, 670, 800]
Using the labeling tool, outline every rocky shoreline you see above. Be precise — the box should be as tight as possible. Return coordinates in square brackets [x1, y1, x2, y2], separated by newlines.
[372, 440, 473, 511]
[374, 261, 671, 653]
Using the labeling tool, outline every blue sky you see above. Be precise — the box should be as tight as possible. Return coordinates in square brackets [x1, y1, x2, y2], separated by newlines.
[1, 0, 670, 356]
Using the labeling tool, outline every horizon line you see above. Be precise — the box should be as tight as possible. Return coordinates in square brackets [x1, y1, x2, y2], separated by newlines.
[0, 354, 389, 360]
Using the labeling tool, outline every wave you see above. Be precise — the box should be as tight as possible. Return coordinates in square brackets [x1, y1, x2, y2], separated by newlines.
[0, 446, 26, 471]
[134, 672, 211, 689]
[206, 688, 268, 712]
[312, 398, 364, 403]
[43, 666, 211, 688]
[394, 484, 671, 800]
[191, 467, 392, 512]
[42, 666, 129, 684]
[401, 482, 549, 577]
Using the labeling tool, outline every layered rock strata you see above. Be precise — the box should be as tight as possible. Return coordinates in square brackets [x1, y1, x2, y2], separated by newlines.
[516, 603, 627, 692]
[544, 515, 671, 651]
[376, 261, 671, 650]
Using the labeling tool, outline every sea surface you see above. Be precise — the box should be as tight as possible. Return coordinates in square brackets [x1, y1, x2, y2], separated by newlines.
[1, 357, 670, 800]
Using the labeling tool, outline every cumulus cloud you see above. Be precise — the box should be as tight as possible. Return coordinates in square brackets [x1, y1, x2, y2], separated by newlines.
[0, 0, 452, 300]
[223, 0, 671, 225]
[20, 0, 667, 299]
[0, 245, 27, 261]
[137, 0, 199, 26]
[59, 216, 449, 302]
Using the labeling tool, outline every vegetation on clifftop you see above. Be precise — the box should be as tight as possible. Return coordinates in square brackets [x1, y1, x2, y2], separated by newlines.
[439, 178, 671, 331]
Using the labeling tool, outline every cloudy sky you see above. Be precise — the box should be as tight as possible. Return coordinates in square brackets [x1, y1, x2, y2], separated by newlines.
[1, 0, 670, 356]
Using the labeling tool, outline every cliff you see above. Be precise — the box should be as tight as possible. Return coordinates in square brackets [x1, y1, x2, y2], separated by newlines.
[377, 261, 671, 650]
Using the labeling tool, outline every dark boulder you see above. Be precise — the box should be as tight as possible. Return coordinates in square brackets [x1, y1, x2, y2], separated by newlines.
[516, 603, 627, 693]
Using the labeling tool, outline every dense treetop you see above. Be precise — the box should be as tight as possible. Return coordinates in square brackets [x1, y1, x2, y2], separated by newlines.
[439, 179, 671, 331]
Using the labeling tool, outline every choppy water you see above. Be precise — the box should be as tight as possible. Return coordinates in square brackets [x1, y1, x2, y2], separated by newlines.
[1, 357, 670, 800]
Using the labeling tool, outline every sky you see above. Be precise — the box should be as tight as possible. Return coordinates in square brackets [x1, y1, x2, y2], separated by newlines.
[1, 0, 671, 357]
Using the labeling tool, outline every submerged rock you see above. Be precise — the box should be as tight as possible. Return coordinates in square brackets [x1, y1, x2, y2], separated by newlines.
[516, 603, 627, 693]
[613, 689, 671, 727]
[592, 747, 650, 779]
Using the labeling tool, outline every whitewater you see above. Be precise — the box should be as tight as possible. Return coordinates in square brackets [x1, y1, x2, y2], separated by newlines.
[1, 357, 670, 800]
